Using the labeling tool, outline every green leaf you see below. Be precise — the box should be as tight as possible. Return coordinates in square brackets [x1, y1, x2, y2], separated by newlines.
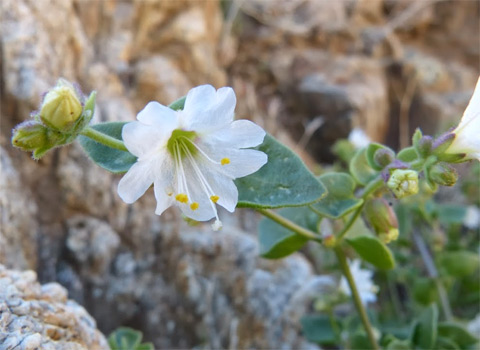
[301, 315, 337, 344]
[168, 96, 186, 111]
[366, 143, 394, 170]
[435, 337, 461, 350]
[413, 277, 438, 305]
[437, 322, 479, 348]
[397, 147, 418, 162]
[258, 207, 319, 259]
[236, 134, 327, 208]
[385, 338, 412, 350]
[346, 235, 395, 270]
[411, 305, 438, 350]
[395, 203, 412, 236]
[439, 251, 480, 277]
[310, 173, 363, 219]
[349, 148, 378, 186]
[436, 204, 466, 225]
[78, 122, 137, 173]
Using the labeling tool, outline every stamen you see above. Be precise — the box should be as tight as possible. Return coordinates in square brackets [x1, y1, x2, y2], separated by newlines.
[176, 193, 188, 203]
[180, 136, 220, 165]
[221, 158, 230, 165]
[190, 202, 199, 210]
[210, 195, 219, 203]
[175, 142, 192, 202]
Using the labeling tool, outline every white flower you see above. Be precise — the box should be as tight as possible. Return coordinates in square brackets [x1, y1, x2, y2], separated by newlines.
[339, 259, 378, 305]
[348, 128, 371, 149]
[467, 313, 480, 337]
[445, 77, 480, 161]
[464, 205, 480, 230]
[117, 85, 267, 229]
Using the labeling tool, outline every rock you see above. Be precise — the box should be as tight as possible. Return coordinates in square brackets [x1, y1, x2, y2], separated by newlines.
[0, 146, 38, 270]
[0, 264, 108, 350]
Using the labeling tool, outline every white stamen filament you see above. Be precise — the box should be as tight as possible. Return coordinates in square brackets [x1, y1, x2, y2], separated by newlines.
[174, 142, 191, 203]
[180, 136, 221, 165]
[180, 142, 220, 222]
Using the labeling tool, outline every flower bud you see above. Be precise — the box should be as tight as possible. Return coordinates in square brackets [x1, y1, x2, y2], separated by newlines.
[323, 234, 337, 248]
[11, 121, 48, 151]
[387, 169, 419, 198]
[429, 162, 458, 187]
[373, 148, 395, 168]
[364, 198, 399, 243]
[416, 136, 433, 158]
[40, 78, 83, 132]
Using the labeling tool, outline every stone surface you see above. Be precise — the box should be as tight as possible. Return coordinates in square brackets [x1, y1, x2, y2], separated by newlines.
[0, 264, 108, 350]
[0, 0, 479, 348]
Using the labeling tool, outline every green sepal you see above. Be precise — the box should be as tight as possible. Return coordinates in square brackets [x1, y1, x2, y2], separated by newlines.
[346, 235, 395, 270]
[437, 323, 479, 348]
[437, 152, 467, 163]
[236, 134, 327, 208]
[412, 128, 423, 149]
[397, 146, 418, 162]
[310, 173, 363, 219]
[349, 148, 379, 185]
[411, 305, 438, 350]
[258, 207, 319, 259]
[78, 122, 137, 173]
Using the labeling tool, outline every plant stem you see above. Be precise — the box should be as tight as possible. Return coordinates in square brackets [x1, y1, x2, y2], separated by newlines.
[256, 208, 322, 242]
[412, 228, 453, 321]
[80, 126, 129, 152]
[336, 177, 384, 241]
[335, 247, 380, 350]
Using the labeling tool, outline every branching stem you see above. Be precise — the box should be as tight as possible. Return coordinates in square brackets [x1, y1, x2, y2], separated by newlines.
[80, 126, 129, 152]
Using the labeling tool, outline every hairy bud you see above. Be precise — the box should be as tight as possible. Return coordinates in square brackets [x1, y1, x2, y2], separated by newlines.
[364, 198, 399, 244]
[387, 169, 419, 199]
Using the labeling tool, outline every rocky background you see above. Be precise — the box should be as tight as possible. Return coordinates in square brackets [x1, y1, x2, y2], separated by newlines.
[1, 0, 479, 348]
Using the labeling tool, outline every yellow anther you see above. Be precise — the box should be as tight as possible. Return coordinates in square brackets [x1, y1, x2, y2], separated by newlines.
[167, 192, 173, 197]
[175, 193, 188, 203]
[210, 195, 219, 203]
[221, 158, 230, 165]
[190, 202, 199, 210]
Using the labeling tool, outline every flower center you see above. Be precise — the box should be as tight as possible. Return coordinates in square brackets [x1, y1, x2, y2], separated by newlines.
[166, 129, 198, 158]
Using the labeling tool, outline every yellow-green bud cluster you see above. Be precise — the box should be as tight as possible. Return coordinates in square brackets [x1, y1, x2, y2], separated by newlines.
[387, 169, 419, 199]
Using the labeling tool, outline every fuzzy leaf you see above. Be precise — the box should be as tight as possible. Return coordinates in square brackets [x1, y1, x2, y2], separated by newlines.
[439, 251, 479, 277]
[236, 134, 326, 208]
[349, 148, 378, 185]
[301, 315, 337, 344]
[437, 323, 479, 348]
[310, 173, 363, 219]
[411, 305, 438, 350]
[78, 122, 137, 173]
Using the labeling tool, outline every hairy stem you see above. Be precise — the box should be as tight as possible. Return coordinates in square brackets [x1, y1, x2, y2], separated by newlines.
[256, 208, 322, 242]
[80, 126, 129, 152]
[335, 247, 380, 350]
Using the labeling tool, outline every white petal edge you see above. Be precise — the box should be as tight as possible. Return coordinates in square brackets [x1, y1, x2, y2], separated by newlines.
[122, 121, 164, 158]
[182, 85, 236, 132]
[117, 159, 156, 204]
[197, 163, 238, 212]
[459, 77, 480, 128]
[202, 147, 268, 179]
[137, 101, 178, 129]
[205, 120, 266, 149]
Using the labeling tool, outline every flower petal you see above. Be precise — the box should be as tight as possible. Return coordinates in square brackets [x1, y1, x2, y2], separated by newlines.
[137, 101, 178, 129]
[153, 158, 175, 215]
[122, 121, 165, 157]
[197, 164, 238, 212]
[205, 120, 266, 149]
[459, 77, 480, 128]
[117, 158, 156, 203]
[182, 85, 236, 132]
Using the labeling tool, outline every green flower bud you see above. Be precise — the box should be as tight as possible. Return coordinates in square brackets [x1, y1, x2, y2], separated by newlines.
[364, 198, 399, 243]
[40, 78, 83, 132]
[387, 169, 419, 198]
[416, 136, 433, 158]
[373, 148, 395, 168]
[11, 121, 48, 151]
[429, 162, 458, 187]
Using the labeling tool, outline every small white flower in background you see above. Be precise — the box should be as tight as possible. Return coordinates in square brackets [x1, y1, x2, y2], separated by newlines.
[117, 85, 267, 230]
[348, 128, 371, 149]
[445, 77, 480, 161]
[464, 206, 480, 230]
[467, 313, 480, 337]
[339, 259, 379, 305]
